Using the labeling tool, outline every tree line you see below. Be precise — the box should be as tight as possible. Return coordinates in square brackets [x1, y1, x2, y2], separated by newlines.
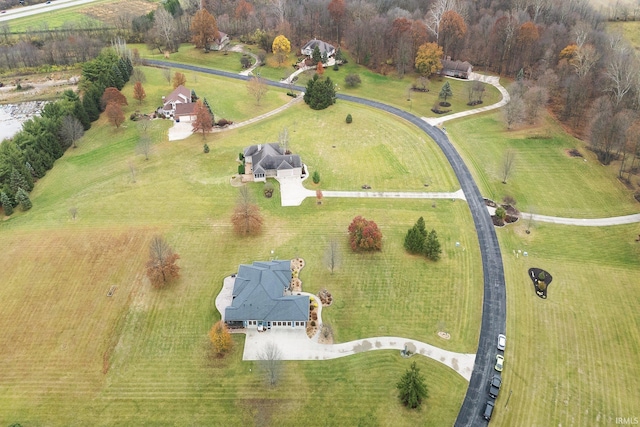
[0, 48, 132, 217]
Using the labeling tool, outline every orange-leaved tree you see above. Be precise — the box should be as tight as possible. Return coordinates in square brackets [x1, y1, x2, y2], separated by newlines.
[105, 102, 125, 128]
[172, 72, 186, 89]
[101, 87, 128, 109]
[190, 8, 219, 51]
[348, 216, 382, 251]
[192, 99, 213, 138]
[133, 81, 146, 104]
[146, 235, 180, 287]
[231, 186, 263, 236]
[209, 320, 233, 356]
[316, 61, 324, 76]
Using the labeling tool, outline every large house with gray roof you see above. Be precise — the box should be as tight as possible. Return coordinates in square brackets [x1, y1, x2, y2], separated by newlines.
[224, 260, 310, 330]
[301, 38, 336, 59]
[242, 143, 303, 182]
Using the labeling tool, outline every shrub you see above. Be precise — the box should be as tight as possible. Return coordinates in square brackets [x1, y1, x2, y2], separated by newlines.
[217, 118, 233, 127]
[344, 73, 361, 88]
[333, 64, 339, 71]
[203, 143, 210, 153]
[312, 171, 320, 184]
[238, 164, 245, 174]
[264, 182, 274, 198]
[495, 207, 506, 219]
[239, 152, 244, 160]
[346, 114, 352, 124]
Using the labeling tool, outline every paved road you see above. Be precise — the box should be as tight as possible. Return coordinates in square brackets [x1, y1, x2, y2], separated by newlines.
[147, 60, 505, 426]
[0, 0, 99, 23]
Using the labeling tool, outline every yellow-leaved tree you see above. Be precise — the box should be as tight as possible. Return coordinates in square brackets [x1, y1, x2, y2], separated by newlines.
[415, 42, 443, 77]
[272, 34, 291, 66]
[209, 320, 232, 357]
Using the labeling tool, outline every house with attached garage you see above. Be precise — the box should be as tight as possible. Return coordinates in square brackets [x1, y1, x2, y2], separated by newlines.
[242, 143, 304, 182]
[224, 260, 310, 331]
[439, 58, 473, 79]
[161, 85, 196, 121]
[301, 38, 336, 59]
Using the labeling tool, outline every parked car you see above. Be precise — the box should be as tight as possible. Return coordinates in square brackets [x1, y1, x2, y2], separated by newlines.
[495, 354, 504, 372]
[489, 375, 502, 398]
[483, 400, 495, 421]
[498, 334, 506, 351]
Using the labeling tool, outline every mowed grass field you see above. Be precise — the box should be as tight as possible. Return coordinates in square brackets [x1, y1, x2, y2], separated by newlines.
[445, 96, 640, 424]
[446, 111, 640, 217]
[0, 71, 479, 425]
[492, 220, 640, 426]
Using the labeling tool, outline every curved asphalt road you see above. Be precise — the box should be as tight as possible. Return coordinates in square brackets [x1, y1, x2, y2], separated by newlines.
[147, 60, 505, 425]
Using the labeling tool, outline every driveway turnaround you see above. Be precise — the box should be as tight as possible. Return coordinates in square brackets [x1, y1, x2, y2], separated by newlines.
[149, 60, 506, 426]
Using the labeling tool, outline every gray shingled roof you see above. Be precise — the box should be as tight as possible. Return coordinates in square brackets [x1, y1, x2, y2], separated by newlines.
[441, 59, 472, 72]
[225, 260, 309, 323]
[302, 39, 335, 56]
[244, 143, 302, 174]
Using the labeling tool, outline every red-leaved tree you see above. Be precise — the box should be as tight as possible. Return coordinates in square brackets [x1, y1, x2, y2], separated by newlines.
[105, 102, 125, 128]
[348, 216, 382, 251]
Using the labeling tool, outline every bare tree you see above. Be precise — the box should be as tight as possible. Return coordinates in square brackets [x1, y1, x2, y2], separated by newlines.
[258, 342, 283, 386]
[426, 0, 464, 43]
[131, 68, 146, 83]
[151, 8, 178, 53]
[69, 207, 78, 220]
[128, 162, 137, 183]
[162, 68, 171, 83]
[523, 86, 548, 124]
[59, 115, 84, 149]
[503, 93, 524, 130]
[501, 149, 516, 184]
[247, 76, 268, 105]
[324, 239, 341, 274]
[278, 127, 289, 153]
[604, 41, 636, 110]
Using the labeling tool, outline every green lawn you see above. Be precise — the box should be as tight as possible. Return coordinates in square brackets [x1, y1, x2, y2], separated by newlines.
[0, 71, 480, 425]
[446, 111, 640, 217]
[126, 65, 290, 123]
[133, 43, 254, 74]
[492, 219, 640, 426]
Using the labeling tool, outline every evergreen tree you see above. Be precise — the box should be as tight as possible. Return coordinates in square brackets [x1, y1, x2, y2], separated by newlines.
[25, 161, 36, 178]
[439, 82, 453, 103]
[191, 89, 198, 102]
[15, 188, 32, 211]
[304, 75, 336, 110]
[83, 85, 102, 120]
[423, 229, 442, 261]
[404, 217, 428, 254]
[118, 57, 130, 82]
[110, 64, 125, 90]
[1, 191, 13, 216]
[10, 168, 30, 193]
[312, 45, 322, 64]
[397, 361, 428, 409]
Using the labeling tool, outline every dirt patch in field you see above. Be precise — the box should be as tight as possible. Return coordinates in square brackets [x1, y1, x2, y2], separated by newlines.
[83, 0, 157, 25]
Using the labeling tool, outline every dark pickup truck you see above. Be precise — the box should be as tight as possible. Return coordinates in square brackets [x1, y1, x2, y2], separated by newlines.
[489, 374, 502, 398]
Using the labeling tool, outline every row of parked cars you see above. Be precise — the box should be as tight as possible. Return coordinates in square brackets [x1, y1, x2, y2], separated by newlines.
[483, 333, 506, 422]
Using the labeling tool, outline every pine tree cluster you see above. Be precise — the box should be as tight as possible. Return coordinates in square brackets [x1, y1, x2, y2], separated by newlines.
[403, 216, 442, 261]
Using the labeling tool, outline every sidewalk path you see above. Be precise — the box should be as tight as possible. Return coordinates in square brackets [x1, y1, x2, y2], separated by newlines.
[520, 212, 640, 226]
[424, 73, 510, 127]
[229, 44, 261, 77]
